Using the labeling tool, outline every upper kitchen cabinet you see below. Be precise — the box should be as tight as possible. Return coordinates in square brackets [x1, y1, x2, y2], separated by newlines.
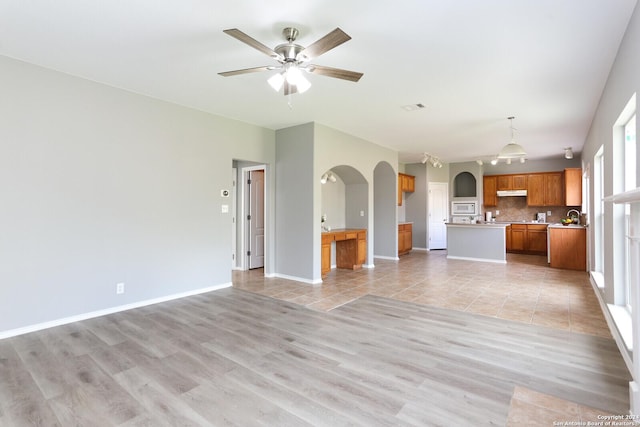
[564, 168, 582, 206]
[496, 174, 527, 191]
[483, 175, 497, 207]
[527, 172, 563, 206]
[398, 173, 415, 206]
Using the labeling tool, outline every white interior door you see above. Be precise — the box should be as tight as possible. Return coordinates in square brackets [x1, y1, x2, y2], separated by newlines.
[248, 169, 265, 269]
[428, 182, 448, 250]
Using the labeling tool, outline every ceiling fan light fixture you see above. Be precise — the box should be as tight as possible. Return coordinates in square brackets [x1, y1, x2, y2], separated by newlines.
[294, 73, 311, 93]
[267, 72, 285, 91]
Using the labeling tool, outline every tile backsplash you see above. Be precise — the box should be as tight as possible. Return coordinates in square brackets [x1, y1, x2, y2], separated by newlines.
[484, 197, 580, 222]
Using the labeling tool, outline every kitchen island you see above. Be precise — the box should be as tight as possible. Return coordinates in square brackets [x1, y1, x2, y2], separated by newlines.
[446, 222, 508, 263]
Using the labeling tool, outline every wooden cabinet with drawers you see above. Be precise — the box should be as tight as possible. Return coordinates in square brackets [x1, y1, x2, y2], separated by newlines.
[321, 229, 367, 276]
[506, 223, 548, 255]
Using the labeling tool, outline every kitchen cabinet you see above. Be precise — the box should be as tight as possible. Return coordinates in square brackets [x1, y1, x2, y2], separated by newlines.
[497, 174, 527, 191]
[398, 223, 413, 255]
[483, 176, 497, 207]
[549, 226, 586, 271]
[527, 224, 548, 254]
[527, 172, 563, 206]
[506, 223, 548, 255]
[510, 224, 526, 251]
[564, 168, 582, 206]
[398, 173, 415, 206]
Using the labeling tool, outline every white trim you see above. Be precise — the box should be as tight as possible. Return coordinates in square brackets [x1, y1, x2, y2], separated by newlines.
[374, 255, 399, 261]
[0, 282, 232, 340]
[272, 273, 321, 285]
[589, 274, 633, 374]
[446, 255, 506, 264]
[363, 263, 375, 269]
[604, 188, 640, 204]
[412, 247, 428, 251]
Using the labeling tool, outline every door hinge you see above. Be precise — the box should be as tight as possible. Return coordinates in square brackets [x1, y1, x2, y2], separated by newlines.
[247, 179, 252, 185]
[247, 251, 251, 256]
[247, 214, 251, 220]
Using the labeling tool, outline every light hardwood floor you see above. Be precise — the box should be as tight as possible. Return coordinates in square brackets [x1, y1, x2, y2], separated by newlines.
[0, 252, 630, 426]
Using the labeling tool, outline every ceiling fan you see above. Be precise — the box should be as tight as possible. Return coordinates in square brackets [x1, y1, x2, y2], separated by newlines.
[218, 27, 363, 95]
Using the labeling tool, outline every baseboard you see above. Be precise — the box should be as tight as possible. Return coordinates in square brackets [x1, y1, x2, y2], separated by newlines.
[0, 282, 232, 340]
[412, 247, 428, 251]
[272, 273, 321, 285]
[589, 273, 633, 374]
[446, 255, 506, 264]
[374, 255, 399, 261]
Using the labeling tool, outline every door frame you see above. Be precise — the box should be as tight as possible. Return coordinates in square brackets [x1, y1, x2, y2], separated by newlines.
[237, 164, 268, 271]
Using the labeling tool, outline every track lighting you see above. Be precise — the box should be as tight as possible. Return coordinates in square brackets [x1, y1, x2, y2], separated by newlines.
[320, 171, 337, 184]
[421, 153, 444, 168]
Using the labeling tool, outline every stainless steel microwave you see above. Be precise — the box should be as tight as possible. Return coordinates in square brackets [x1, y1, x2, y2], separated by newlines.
[451, 201, 478, 216]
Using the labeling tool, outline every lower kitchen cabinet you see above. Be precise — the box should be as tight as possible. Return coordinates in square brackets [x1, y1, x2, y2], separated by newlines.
[398, 223, 413, 255]
[506, 223, 548, 255]
[549, 226, 586, 271]
[527, 224, 548, 254]
[509, 224, 526, 252]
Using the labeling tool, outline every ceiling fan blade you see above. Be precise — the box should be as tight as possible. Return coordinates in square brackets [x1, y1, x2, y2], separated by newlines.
[296, 28, 351, 61]
[283, 81, 298, 96]
[223, 28, 283, 61]
[307, 65, 363, 82]
[218, 66, 275, 77]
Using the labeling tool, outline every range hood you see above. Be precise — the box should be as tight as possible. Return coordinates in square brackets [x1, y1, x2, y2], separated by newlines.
[497, 190, 528, 197]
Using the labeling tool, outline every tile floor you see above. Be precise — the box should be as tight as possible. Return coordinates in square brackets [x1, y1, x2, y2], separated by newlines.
[233, 250, 621, 424]
[233, 250, 611, 338]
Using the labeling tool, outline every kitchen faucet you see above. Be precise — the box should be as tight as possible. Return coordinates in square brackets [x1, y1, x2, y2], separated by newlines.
[566, 209, 581, 223]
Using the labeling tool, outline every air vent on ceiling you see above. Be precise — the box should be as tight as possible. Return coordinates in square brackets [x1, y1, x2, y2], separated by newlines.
[401, 103, 426, 112]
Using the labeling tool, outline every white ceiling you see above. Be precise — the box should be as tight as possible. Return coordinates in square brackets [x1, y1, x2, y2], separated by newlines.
[0, 0, 636, 163]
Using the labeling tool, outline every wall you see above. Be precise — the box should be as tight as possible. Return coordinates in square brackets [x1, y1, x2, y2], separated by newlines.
[582, 2, 639, 304]
[485, 157, 581, 175]
[406, 163, 428, 249]
[579, 2, 639, 414]
[321, 175, 346, 230]
[314, 124, 398, 276]
[275, 124, 315, 281]
[0, 55, 276, 335]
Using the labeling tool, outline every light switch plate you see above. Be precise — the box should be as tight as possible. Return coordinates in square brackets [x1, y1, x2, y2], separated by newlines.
[221, 204, 229, 213]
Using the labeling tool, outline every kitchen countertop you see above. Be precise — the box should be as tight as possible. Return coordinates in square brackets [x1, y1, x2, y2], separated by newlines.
[548, 223, 588, 229]
[446, 222, 509, 227]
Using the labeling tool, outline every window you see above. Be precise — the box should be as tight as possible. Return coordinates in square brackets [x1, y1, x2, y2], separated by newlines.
[593, 146, 605, 276]
[624, 113, 636, 310]
[612, 93, 636, 311]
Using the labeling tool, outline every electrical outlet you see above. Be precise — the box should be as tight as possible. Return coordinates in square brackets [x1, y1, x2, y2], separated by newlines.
[116, 282, 125, 294]
[547, 211, 552, 216]
[495, 210, 500, 215]
[360, 210, 365, 217]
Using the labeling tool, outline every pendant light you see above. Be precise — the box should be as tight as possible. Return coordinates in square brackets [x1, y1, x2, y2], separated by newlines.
[497, 117, 527, 160]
